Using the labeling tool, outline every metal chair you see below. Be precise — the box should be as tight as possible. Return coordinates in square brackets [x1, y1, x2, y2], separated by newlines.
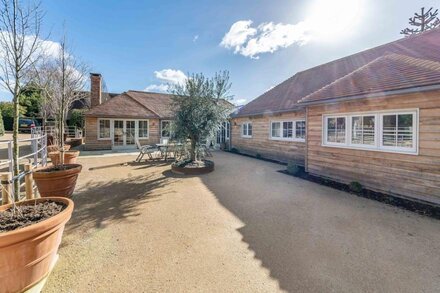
[135, 140, 158, 162]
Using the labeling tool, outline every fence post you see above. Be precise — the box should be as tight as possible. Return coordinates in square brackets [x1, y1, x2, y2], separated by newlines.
[1, 172, 12, 205]
[24, 163, 34, 200]
[32, 138, 38, 166]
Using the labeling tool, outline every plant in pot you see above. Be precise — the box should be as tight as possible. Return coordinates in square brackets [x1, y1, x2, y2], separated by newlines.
[0, 2, 74, 292]
[169, 71, 233, 175]
[32, 33, 88, 197]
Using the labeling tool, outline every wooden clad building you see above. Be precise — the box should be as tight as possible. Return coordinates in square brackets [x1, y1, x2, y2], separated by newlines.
[231, 28, 440, 204]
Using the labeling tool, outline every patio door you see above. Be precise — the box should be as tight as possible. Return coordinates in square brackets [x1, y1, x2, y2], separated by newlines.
[113, 120, 136, 149]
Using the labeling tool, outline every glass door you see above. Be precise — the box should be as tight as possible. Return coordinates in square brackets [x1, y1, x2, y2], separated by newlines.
[113, 120, 124, 147]
[125, 120, 136, 146]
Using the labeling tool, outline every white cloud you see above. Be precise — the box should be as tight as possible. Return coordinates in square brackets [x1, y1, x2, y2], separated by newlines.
[144, 83, 169, 93]
[193, 35, 199, 42]
[220, 20, 310, 59]
[144, 69, 187, 93]
[154, 69, 187, 84]
[233, 98, 247, 105]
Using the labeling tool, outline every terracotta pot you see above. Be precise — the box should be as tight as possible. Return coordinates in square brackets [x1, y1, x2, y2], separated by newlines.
[0, 197, 74, 293]
[49, 150, 79, 166]
[47, 145, 71, 153]
[33, 164, 82, 198]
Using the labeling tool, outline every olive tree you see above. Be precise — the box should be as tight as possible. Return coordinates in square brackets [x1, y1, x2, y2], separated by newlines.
[170, 71, 232, 162]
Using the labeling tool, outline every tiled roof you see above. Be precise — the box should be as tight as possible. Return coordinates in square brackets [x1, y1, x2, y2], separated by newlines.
[299, 54, 440, 103]
[85, 92, 168, 119]
[235, 28, 440, 117]
[125, 91, 175, 118]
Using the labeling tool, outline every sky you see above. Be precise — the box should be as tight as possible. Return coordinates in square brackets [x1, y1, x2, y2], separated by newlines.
[1, 0, 439, 104]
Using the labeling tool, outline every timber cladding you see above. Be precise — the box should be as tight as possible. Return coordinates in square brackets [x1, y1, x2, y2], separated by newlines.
[306, 90, 440, 203]
[231, 111, 306, 165]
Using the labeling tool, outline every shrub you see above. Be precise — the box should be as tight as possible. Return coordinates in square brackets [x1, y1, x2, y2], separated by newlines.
[69, 109, 86, 128]
[286, 161, 301, 176]
[230, 147, 239, 153]
[349, 181, 363, 193]
[0, 111, 4, 136]
[255, 153, 262, 159]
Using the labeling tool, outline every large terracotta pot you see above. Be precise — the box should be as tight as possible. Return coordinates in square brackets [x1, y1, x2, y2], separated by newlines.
[47, 145, 71, 153]
[49, 150, 79, 166]
[33, 164, 82, 198]
[0, 197, 74, 293]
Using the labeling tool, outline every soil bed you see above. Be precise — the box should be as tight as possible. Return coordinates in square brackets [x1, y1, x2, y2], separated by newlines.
[0, 201, 66, 232]
[36, 164, 79, 173]
[172, 160, 214, 175]
[279, 168, 440, 219]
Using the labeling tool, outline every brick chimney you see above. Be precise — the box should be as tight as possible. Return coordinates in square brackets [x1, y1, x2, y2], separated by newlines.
[90, 73, 102, 108]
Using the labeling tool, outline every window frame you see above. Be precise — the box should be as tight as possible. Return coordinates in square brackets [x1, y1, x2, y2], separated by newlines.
[97, 118, 111, 140]
[161, 120, 172, 138]
[322, 109, 418, 155]
[270, 119, 306, 142]
[137, 119, 149, 139]
[241, 122, 252, 138]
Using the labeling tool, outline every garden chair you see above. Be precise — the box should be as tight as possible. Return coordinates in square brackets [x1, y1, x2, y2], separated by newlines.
[135, 139, 158, 162]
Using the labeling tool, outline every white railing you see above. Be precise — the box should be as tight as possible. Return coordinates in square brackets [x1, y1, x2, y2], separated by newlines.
[0, 132, 47, 203]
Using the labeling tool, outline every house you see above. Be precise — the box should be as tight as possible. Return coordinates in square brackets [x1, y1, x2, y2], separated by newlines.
[84, 73, 176, 150]
[231, 28, 440, 204]
[84, 73, 233, 150]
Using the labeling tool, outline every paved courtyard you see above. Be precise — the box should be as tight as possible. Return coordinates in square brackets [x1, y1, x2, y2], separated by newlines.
[44, 151, 440, 292]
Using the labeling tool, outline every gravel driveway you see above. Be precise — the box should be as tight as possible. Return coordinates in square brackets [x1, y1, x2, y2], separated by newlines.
[44, 151, 440, 292]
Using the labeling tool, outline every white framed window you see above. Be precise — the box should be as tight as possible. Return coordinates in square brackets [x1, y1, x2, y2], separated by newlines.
[270, 120, 306, 141]
[98, 119, 111, 140]
[138, 120, 149, 138]
[323, 110, 418, 154]
[161, 120, 172, 138]
[241, 122, 252, 138]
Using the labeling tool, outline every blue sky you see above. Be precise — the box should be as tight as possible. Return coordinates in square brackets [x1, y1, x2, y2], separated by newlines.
[3, 0, 439, 103]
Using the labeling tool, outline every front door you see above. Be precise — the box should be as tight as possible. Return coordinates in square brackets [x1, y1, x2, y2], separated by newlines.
[113, 120, 136, 149]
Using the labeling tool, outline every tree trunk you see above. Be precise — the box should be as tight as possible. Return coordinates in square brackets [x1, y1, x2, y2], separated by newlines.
[12, 83, 20, 201]
[190, 138, 196, 162]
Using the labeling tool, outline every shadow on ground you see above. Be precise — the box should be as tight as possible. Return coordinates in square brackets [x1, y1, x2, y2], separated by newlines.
[67, 173, 172, 233]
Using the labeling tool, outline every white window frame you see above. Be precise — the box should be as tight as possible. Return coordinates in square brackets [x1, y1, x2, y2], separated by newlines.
[322, 109, 418, 155]
[270, 120, 306, 142]
[137, 120, 149, 139]
[97, 118, 111, 140]
[161, 120, 172, 138]
[241, 122, 252, 138]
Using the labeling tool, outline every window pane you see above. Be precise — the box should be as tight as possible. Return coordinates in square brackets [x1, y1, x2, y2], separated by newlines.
[242, 124, 247, 136]
[272, 122, 281, 137]
[138, 121, 148, 138]
[295, 121, 306, 139]
[383, 115, 397, 146]
[283, 122, 293, 138]
[162, 121, 170, 137]
[336, 117, 346, 143]
[99, 120, 110, 138]
[352, 116, 375, 145]
[248, 123, 252, 136]
[327, 118, 336, 142]
[397, 114, 413, 148]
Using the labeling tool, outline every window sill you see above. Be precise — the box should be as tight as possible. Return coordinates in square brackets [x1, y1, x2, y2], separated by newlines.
[270, 137, 305, 142]
[241, 135, 252, 138]
[97, 138, 111, 141]
[321, 143, 418, 155]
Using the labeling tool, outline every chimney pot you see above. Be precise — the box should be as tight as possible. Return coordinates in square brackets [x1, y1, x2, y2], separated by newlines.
[90, 73, 102, 108]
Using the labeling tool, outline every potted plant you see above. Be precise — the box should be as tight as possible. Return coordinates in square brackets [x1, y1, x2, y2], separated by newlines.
[169, 71, 233, 175]
[0, 197, 74, 292]
[33, 35, 87, 197]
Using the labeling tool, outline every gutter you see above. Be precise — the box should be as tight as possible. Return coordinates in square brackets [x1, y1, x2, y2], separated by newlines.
[231, 106, 306, 119]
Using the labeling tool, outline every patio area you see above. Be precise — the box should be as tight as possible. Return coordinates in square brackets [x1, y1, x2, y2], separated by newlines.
[44, 151, 440, 292]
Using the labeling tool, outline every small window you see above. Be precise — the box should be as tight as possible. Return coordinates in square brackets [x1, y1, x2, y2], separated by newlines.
[382, 113, 414, 149]
[326, 117, 346, 144]
[295, 121, 306, 139]
[98, 119, 110, 139]
[271, 122, 281, 138]
[161, 120, 171, 138]
[242, 122, 252, 137]
[351, 115, 375, 146]
[283, 122, 293, 138]
[138, 120, 149, 138]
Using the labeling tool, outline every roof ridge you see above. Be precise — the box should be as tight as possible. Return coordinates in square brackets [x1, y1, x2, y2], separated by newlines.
[298, 55, 388, 103]
[124, 91, 161, 117]
[127, 89, 175, 96]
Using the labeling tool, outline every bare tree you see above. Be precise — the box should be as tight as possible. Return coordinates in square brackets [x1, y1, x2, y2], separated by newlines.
[0, 0, 43, 200]
[401, 7, 440, 36]
[41, 34, 88, 162]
